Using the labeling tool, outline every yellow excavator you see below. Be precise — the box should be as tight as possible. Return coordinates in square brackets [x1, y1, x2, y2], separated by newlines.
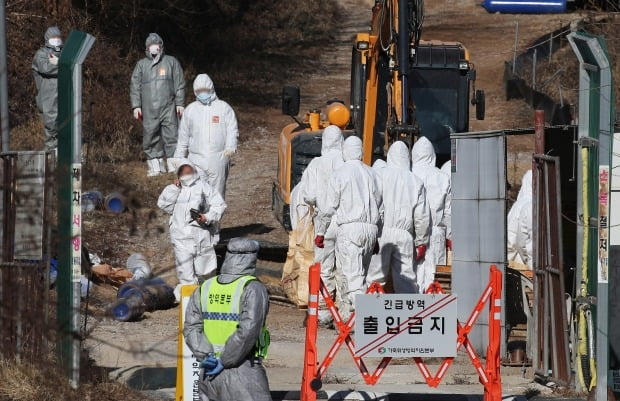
[273, 0, 485, 229]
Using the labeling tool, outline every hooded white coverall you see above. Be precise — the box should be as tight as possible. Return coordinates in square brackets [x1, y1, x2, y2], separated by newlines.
[367, 142, 431, 293]
[411, 137, 450, 292]
[441, 161, 452, 245]
[367, 158, 387, 284]
[316, 136, 381, 318]
[297, 125, 344, 324]
[289, 183, 307, 231]
[507, 170, 532, 267]
[158, 174, 226, 300]
[175, 74, 239, 199]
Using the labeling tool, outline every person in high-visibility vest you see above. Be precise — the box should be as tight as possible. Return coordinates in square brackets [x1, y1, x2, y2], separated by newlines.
[184, 237, 271, 401]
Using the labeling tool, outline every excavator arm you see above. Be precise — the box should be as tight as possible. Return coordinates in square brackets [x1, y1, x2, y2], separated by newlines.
[356, 0, 424, 164]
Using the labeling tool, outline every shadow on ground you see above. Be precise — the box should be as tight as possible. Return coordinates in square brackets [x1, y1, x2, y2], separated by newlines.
[220, 223, 276, 239]
[112, 366, 177, 391]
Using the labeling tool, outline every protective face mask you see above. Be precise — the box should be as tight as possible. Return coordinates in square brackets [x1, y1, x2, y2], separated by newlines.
[179, 174, 196, 186]
[149, 45, 161, 56]
[49, 38, 62, 47]
[197, 92, 214, 105]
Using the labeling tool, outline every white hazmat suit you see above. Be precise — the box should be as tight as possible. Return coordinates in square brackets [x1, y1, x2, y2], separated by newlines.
[507, 170, 532, 268]
[316, 136, 381, 318]
[441, 161, 452, 249]
[368, 142, 431, 293]
[411, 137, 450, 292]
[158, 167, 226, 300]
[371, 159, 387, 199]
[298, 125, 344, 325]
[175, 74, 239, 199]
[367, 159, 387, 285]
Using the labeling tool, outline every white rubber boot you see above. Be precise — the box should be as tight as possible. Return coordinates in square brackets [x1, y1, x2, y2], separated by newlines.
[157, 158, 166, 175]
[146, 159, 161, 177]
[167, 157, 179, 173]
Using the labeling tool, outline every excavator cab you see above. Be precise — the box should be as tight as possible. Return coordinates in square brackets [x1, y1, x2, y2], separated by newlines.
[351, 40, 485, 165]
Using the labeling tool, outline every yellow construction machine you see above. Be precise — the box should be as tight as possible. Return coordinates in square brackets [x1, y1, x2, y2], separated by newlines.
[273, 0, 485, 229]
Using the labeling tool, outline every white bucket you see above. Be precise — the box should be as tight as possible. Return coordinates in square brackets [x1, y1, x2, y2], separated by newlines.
[126, 253, 153, 280]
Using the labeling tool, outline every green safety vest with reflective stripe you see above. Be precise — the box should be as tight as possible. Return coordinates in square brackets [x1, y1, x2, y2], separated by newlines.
[200, 275, 270, 358]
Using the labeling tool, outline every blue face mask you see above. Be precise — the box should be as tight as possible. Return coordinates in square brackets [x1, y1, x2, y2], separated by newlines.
[197, 92, 214, 105]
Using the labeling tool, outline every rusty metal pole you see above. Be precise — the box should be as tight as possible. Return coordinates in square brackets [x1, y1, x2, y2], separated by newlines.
[532, 110, 545, 373]
[0, 0, 9, 152]
[534, 109, 546, 216]
[535, 110, 545, 152]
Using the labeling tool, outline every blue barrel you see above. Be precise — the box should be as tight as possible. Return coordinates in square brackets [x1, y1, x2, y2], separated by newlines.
[117, 278, 165, 299]
[82, 191, 103, 212]
[49, 257, 58, 287]
[481, 0, 566, 13]
[116, 277, 174, 314]
[105, 192, 126, 213]
[110, 296, 146, 322]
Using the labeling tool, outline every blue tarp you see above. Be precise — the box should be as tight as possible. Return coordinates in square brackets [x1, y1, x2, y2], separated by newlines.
[481, 0, 566, 13]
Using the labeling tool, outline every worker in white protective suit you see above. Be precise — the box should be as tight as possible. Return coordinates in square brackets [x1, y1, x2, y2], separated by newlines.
[507, 170, 532, 268]
[367, 159, 387, 286]
[315, 136, 381, 319]
[297, 125, 344, 326]
[371, 159, 387, 200]
[158, 163, 227, 301]
[440, 161, 452, 256]
[289, 183, 306, 231]
[175, 74, 239, 199]
[411, 137, 450, 293]
[367, 142, 431, 293]
[516, 198, 533, 269]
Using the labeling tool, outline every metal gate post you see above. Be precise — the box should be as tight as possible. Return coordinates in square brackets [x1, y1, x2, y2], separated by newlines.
[301, 263, 321, 401]
[56, 30, 95, 388]
[568, 32, 614, 398]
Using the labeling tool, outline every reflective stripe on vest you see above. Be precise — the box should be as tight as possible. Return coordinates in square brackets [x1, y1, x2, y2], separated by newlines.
[200, 275, 256, 356]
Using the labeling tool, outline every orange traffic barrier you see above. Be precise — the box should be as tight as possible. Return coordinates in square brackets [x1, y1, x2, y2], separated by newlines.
[301, 263, 503, 401]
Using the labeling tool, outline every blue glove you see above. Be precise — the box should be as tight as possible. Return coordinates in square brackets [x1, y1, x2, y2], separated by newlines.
[205, 358, 224, 379]
[200, 355, 218, 370]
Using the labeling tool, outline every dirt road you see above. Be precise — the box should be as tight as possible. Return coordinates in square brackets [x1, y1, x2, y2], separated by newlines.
[84, 1, 577, 399]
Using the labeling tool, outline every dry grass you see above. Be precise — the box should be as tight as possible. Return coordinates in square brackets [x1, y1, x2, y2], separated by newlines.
[7, 0, 339, 161]
[0, 359, 148, 401]
[532, 14, 620, 115]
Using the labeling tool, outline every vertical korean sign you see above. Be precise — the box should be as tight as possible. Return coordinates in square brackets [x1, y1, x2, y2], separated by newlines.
[71, 163, 81, 282]
[598, 166, 609, 283]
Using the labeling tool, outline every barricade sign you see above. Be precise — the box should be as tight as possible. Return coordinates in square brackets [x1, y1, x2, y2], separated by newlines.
[301, 263, 503, 401]
[175, 285, 200, 401]
[355, 294, 457, 358]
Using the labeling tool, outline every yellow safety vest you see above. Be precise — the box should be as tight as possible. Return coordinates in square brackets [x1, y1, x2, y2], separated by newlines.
[200, 275, 270, 358]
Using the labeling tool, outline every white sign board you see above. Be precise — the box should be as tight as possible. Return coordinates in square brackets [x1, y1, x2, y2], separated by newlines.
[13, 153, 46, 260]
[355, 293, 457, 358]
